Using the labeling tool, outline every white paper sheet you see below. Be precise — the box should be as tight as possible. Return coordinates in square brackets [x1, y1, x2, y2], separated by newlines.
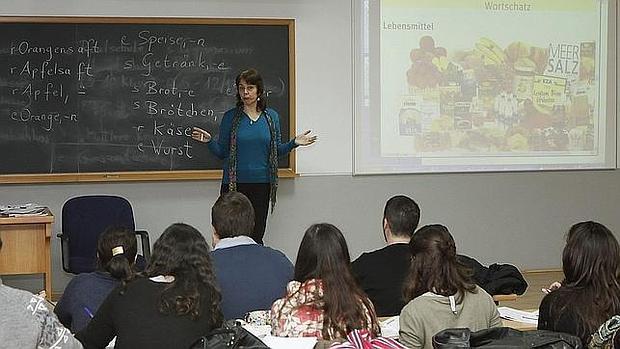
[380, 316, 400, 339]
[498, 307, 539, 325]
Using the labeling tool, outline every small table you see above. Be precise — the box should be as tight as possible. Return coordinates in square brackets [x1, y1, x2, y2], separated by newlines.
[0, 210, 54, 300]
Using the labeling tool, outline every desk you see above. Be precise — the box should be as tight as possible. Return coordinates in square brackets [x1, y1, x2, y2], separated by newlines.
[492, 294, 518, 303]
[0, 211, 54, 300]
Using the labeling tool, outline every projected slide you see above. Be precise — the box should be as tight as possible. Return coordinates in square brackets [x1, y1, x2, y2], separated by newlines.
[377, 0, 609, 171]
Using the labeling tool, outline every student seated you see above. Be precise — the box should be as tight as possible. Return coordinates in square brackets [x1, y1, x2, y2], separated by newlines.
[0, 236, 83, 349]
[76, 223, 223, 349]
[271, 223, 380, 340]
[210, 192, 293, 320]
[55, 226, 137, 332]
[538, 221, 620, 345]
[399, 224, 501, 349]
[352, 195, 420, 316]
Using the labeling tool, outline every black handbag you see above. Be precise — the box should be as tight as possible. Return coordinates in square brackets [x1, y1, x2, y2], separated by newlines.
[189, 320, 269, 349]
[432, 327, 471, 348]
[433, 327, 583, 349]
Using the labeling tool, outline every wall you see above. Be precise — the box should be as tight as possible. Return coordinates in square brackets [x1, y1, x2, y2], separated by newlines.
[1, 0, 619, 293]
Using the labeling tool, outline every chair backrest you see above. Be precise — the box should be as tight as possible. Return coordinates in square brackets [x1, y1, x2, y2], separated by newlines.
[62, 195, 136, 274]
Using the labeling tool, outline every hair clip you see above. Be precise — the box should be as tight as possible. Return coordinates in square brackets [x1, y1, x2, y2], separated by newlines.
[112, 246, 124, 256]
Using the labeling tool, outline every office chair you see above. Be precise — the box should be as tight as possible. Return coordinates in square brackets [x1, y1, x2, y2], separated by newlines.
[58, 195, 150, 274]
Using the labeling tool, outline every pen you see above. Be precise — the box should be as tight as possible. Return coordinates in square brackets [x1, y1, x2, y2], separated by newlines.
[83, 306, 94, 318]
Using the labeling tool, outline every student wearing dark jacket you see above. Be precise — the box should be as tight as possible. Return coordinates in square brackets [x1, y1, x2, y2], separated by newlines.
[76, 223, 223, 349]
[352, 195, 420, 316]
[55, 227, 136, 332]
[538, 221, 620, 346]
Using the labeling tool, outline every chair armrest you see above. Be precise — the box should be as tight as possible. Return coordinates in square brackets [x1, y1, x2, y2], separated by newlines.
[135, 230, 151, 261]
[57, 232, 71, 273]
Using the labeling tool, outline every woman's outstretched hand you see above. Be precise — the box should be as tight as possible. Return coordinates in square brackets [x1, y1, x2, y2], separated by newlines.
[191, 127, 212, 143]
[294, 130, 317, 146]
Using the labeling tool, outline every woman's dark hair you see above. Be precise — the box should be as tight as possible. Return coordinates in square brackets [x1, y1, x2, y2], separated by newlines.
[403, 224, 476, 302]
[291, 223, 379, 338]
[144, 223, 223, 326]
[549, 221, 620, 343]
[96, 226, 137, 287]
[235, 68, 267, 111]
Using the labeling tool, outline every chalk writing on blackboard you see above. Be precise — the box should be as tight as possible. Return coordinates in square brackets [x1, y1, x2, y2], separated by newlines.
[0, 18, 294, 182]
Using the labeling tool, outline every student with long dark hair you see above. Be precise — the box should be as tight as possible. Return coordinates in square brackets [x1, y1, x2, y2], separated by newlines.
[55, 226, 137, 332]
[192, 68, 316, 244]
[76, 223, 223, 349]
[271, 223, 379, 340]
[538, 221, 620, 345]
[399, 225, 501, 349]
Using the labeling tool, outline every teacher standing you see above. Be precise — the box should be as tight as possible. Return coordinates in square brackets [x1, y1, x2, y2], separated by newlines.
[192, 68, 316, 244]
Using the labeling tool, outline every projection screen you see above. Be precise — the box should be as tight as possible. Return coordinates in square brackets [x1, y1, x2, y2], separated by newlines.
[354, 0, 616, 174]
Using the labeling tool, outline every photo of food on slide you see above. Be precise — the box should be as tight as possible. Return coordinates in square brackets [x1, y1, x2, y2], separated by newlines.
[379, 0, 607, 165]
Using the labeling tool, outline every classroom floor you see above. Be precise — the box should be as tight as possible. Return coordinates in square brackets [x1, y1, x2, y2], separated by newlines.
[502, 269, 564, 310]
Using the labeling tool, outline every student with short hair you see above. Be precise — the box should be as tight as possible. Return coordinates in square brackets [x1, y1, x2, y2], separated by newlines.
[0, 236, 83, 349]
[271, 223, 380, 340]
[55, 226, 137, 332]
[399, 224, 501, 349]
[210, 191, 293, 319]
[76, 223, 223, 349]
[538, 221, 620, 345]
[352, 195, 420, 316]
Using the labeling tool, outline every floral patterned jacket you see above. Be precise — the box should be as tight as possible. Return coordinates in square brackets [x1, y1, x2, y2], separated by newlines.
[270, 278, 377, 340]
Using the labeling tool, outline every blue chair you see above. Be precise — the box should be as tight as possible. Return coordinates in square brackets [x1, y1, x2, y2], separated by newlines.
[58, 195, 150, 274]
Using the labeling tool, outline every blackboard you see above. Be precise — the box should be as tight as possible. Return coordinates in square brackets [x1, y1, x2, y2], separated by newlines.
[0, 17, 296, 183]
